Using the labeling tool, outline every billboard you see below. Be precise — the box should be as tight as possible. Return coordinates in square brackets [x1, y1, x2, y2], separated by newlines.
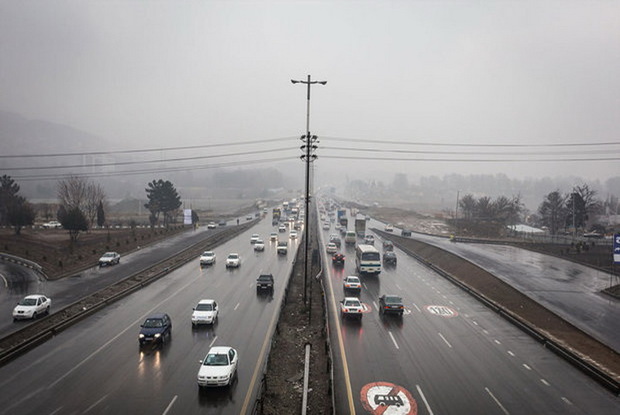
[614, 233, 620, 264]
[184, 209, 192, 225]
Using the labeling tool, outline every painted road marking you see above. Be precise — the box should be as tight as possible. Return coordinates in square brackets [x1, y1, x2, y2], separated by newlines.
[388, 331, 400, 350]
[360, 382, 417, 415]
[411, 303, 421, 313]
[162, 395, 177, 415]
[425, 305, 458, 318]
[438, 333, 453, 348]
[415, 385, 434, 415]
[485, 387, 510, 415]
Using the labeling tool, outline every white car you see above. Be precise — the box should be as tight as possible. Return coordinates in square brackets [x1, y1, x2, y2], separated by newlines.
[322, 222, 330, 230]
[278, 225, 286, 233]
[226, 253, 241, 268]
[340, 297, 363, 320]
[384, 224, 394, 232]
[326, 242, 338, 254]
[289, 230, 297, 239]
[98, 252, 120, 266]
[191, 299, 218, 326]
[42, 220, 62, 229]
[13, 294, 51, 320]
[364, 235, 375, 245]
[250, 233, 260, 244]
[197, 346, 238, 387]
[200, 251, 216, 266]
[254, 239, 265, 251]
[270, 232, 278, 241]
[343, 276, 362, 292]
[207, 222, 217, 229]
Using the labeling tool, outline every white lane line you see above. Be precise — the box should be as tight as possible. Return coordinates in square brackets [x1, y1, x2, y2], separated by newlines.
[0, 272, 7, 288]
[416, 384, 435, 415]
[363, 283, 368, 290]
[494, 339, 501, 345]
[523, 364, 532, 371]
[412, 303, 421, 313]
[507, 351, 515, 357]
[482, 329, 489, 335]
[234, 302, 240, 311]
[208, 336, 218, 348]
[162, 395, 178, 415]
[485, 387, 510, 415]
[83, 394, 108, 413]
[388, 331, 399, 350]
[395, 283, 402, 291]
[49, 278, 197, 389]
[438, 332, 452, 348]
[372, 301, 378, 310]
[561, 397, 573, 405]
[540, 379, 550, 386]
[472, 320, 479, 326]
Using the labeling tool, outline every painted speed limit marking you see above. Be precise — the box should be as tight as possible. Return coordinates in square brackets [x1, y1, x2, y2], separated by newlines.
[360, 381, 417, 415]
[425, 305, 458, 318]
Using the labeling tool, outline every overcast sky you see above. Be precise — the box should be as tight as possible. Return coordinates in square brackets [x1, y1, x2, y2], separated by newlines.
[1, 0, 618, 184]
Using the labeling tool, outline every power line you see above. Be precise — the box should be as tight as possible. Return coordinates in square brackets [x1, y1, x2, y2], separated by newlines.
[0, 136, 297, 159]
[321, 154, 620, 162]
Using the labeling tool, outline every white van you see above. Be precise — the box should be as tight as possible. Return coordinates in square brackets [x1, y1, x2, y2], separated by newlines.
[344, 231, 357, 245]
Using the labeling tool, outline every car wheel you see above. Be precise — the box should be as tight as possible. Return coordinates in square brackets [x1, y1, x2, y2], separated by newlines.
[32, 312, 37, 319]
[46, 307, 50, 315]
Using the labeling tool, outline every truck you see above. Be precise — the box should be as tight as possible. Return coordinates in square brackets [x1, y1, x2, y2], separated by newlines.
[337, 209, 348, 227]
[355, 217, 366, 238]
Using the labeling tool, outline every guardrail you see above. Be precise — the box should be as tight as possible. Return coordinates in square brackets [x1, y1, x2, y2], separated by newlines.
[376, 229, 620, 395]
[0, 252, 43, 274]
[0, 222, 257, 367]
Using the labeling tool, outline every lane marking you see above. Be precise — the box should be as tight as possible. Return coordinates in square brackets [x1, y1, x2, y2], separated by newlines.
[485, 387, 510, 415]
[162, 395, 178, 415]
[507, 351, 515, 357]
[0, 272, 8, 288]
[416, 384, 434, 415]
[412, 303, 421, 313]
[373, 301, 378, 310]
[234, 302, 240, 311]
[438, 332, 452, 348]
[395, 283, 402, 291]
[83, 394, 108, 413]
[494, 339, 501, 345]
[540, 379, 550, 386]
[49, 277, 197, 389]
[388, 331, 400, 350]
[561, 397, 573, 405]
[208, 336, 218, 348]
[523, 364, 532, 371]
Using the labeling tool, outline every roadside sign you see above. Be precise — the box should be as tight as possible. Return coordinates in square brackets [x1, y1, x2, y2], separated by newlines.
[425, 305, 458, 318]
[360, 382, 417, 415]
[614, 234, 620, 264]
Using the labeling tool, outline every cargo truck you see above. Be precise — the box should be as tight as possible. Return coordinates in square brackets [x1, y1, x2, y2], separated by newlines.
[355, 217, 366, 238]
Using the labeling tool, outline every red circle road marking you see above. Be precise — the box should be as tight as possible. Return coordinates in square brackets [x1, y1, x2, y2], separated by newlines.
[360, 381, 417, 415]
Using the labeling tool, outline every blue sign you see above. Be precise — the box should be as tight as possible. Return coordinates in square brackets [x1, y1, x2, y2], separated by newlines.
[614, 233, 620, 264]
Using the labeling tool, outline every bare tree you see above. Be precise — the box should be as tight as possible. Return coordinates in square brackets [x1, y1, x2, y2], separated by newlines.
[57, 176, 106, 228]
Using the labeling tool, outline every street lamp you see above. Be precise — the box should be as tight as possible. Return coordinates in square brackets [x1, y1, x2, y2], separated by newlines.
[291, 75, 326, 306]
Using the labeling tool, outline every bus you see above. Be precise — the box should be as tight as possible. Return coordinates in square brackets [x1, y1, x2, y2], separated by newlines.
[355, 244, 381, 275]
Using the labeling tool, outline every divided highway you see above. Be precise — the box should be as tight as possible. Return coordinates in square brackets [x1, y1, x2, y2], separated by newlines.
[319, 224, 619, 414]
[0, 218, 296, 414]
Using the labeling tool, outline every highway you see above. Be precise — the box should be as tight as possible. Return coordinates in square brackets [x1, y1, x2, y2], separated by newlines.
[0, 217, 296, 414]
[319, 222, 620, 414]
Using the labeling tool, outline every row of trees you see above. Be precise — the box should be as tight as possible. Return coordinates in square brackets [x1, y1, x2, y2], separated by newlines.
[1, 175, 184, 241]
[536, 185, 603, 235]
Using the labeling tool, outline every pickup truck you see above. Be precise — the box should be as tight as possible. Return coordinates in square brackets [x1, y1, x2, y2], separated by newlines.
[256, 274, 274, 292]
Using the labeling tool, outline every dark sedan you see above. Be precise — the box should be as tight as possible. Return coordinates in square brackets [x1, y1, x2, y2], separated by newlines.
[139, 313, 172, 346]
[378, 295, 404, 316]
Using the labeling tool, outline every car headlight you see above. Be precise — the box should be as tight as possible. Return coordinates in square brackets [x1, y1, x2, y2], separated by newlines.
[139, 334, 145, 339]
[154, 333, 161, 338]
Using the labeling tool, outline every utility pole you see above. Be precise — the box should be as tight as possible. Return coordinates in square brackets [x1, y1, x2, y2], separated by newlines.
[291, 75, 326, 306]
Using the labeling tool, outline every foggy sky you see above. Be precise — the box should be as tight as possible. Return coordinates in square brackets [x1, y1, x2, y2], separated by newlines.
[1, 0, 618, 183]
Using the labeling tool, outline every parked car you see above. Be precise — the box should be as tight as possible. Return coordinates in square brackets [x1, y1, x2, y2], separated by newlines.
[254, 239, 265, 251]
[326, 243, 338, 254]
[225, 253, 241, 268]
[218, 220, 227, 226]
[246, 215, 253, 220]
[379, 295, 405, 316]
[197, 346, 238, 388]
[42, 221, 62, 229]
[383, 251, 397, 265]
[256, 274, 274, 292]
[384, 224, 394, 232]
[139, 313, 172, 346]
[332, 253, 345, 266]
[200, 251, 216, 266]
[340, 297, 363, 320]
[12, 294, 51, 321]
[98, 252, 120, 267]
[401, 229, 412, 237]
[207, 222, 217, 229]
[343, 276, 361, 292]
[191, 299, 218, 326]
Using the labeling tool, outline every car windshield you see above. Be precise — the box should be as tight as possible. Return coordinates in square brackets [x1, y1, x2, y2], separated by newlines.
[19, 298, 37, 306]
[345, 300, 360, 307]
[202, 252, 214, 257]
[385, 296, 402, 304]
[196, 303, 213, 311]
[347, 277, 360, 283]
[205, 353, 229, 366]
[143, 318, 164, 328]
[228, 254, 238, 259]
[103, 253, 115, 258]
